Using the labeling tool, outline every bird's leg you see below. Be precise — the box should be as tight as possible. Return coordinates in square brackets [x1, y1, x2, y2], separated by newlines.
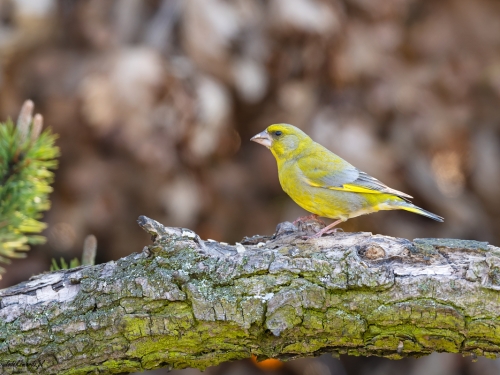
[309, 219, 344, 238]
[293, 214, 325, 226]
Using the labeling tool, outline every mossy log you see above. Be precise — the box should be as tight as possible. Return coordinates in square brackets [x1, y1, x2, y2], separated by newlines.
[1, 216, 500, 374]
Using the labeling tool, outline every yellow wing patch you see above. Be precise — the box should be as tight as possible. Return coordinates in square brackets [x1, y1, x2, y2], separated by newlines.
[330, 184, 388, 194]
[305, 179, 413, 198]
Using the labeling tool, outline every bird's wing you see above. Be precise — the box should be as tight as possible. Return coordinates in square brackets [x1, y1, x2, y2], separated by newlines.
[297, 145, 413, 199]
[295, 145, 360, 187]
[342, 171, 413, 199]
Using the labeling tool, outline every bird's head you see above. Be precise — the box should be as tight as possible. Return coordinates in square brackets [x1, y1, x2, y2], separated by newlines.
[250, 124, 311, 160]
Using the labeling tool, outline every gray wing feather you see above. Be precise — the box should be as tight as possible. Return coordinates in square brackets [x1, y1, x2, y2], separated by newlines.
[297, 143, 413, 199]
[350, 171, 413, 199]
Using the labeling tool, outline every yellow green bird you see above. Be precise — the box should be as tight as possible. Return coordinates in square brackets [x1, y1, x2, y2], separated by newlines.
[251, 123, 443, 237]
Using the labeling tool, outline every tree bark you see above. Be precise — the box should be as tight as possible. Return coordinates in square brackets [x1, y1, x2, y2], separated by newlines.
[0, 216, 499, 374]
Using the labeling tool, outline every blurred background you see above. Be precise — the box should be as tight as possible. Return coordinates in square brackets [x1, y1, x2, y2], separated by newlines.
[0, 0, 499, 374]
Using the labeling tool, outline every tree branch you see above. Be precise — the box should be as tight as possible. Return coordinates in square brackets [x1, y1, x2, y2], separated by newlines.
[1, 216, 499, 374]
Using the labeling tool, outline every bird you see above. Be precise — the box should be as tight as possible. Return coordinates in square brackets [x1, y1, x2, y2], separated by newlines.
[250, 123, 443, 237]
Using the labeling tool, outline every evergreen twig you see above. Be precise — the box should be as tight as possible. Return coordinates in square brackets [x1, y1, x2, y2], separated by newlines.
[0, 100, 59, 276]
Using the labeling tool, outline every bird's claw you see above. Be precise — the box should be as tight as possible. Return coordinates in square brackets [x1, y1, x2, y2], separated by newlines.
[302, 222, 344, 239]
[292, 214, 325, 226]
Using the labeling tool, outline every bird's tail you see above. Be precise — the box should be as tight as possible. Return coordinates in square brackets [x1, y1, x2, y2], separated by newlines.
[392, 201, 444, 222]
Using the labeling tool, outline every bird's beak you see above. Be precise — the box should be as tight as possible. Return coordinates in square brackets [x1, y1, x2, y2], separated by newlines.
[250, 131, 273, 148]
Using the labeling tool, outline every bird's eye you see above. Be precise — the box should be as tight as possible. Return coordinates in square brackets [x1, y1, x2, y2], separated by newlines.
[274, 131, 282, 136]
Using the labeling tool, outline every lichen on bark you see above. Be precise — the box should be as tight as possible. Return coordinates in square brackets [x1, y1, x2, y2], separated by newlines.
[1, 216, 500, 374]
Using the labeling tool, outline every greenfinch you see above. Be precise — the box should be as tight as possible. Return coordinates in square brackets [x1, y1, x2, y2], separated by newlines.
[251, 124, 443, 237]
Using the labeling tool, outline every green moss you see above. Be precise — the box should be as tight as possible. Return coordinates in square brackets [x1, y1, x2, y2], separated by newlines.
[464, 339, 500, 352]
[367, 299, 465, 330]
[102, 359, 142, 372]
[141, 350, 249, 371]
[413, 238, 489, 252]
[122, 315, 151, 340]
[125, 319, 250, 368]
[367, 333, 422, 352]
[302, 310, 324, 330]
[467, 319, 500, 345]
[482, 351, 500, 359]
[414, 329, 463, 352]
[283, 338, 327, 354]
[323, 308, 366, 344]
[367, 325, 463, 352]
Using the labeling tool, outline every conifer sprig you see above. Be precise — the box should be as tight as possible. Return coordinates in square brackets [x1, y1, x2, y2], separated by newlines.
[0, 101, 59, 276]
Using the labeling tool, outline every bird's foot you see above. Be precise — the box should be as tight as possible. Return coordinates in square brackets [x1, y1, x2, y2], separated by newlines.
[294, 214, 325, 237]
[302, 219, 344, 239]
[292, 214, 325, 227]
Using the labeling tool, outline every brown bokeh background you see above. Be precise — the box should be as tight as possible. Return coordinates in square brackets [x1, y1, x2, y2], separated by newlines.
[0, 0, 500, 374]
